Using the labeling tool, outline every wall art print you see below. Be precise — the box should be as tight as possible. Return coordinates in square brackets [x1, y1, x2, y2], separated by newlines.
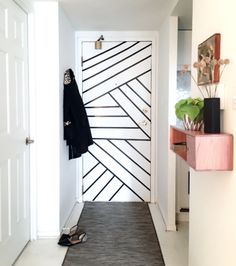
[197, 33, 221, 85]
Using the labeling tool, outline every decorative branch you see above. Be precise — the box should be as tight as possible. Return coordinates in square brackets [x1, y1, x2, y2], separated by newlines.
[181, 59, 230, 98]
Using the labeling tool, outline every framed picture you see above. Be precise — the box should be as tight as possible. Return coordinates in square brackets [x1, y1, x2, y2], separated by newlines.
[197, 33, 221, 85]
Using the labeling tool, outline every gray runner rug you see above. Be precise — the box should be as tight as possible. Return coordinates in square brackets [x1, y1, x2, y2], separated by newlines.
[62, 202, 165, 266]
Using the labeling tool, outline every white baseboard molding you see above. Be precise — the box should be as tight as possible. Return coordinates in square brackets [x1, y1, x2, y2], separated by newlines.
[154, 203, 177, 231]
[176, 212, 189, 223]
[37, 202, 84, 239]
[62, 202, 84, 232]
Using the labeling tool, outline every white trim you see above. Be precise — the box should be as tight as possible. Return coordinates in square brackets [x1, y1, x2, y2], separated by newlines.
[155, 202, 177, 231]
[76, 31, 158, 203]
[61, 202, 84, 232]
[75, 42, 83, 203]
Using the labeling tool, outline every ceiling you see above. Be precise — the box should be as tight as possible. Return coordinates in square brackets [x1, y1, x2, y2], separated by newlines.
[59, 0, 192, 31]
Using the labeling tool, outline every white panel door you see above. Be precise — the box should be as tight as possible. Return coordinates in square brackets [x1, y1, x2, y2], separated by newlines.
[82, 41, 152, 202]
[0, 0, 30, 265]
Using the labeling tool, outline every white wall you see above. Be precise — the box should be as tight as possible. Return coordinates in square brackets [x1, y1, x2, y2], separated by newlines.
[34, 1, 60, 237]
[176, 30, 191, 222]
[34, 1, 77, 237]
[157, 16, 178, 230]
[177, 30, 192, 70]
[189, 0, 236, 265]
[58, 5, 77, 230]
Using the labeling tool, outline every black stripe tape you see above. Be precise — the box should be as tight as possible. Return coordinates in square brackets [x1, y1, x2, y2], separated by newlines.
[83, 42, 127, 63]
[86, 106, 119, 109]
[88, 115, 128, 118]
[94, 142, 150, 191]
[93, 138, 150, 141]
[84, 69, 151, 106]
[126, 83, 151, 108]
[126, 140, 151, 162]
[83, 169, 107, 194]
[108, 140, 150, 176]
[110, 176, 144, 202]
[83, 42, 140, 71]
[136, 77, 151, 93]
[93, 175, 115, 201]
[109, 184, 124, 201]
[87, 151, 146, 201]
[109, 91, 151, 139]
[83, 162, 100, 179]
[83, 43, 152, 81]
[91, 126, 138, 129]
[83, 55, 151, 93]
[119, 86, 151, 122]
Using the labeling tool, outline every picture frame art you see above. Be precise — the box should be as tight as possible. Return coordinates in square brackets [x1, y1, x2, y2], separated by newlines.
[197, 33, 221, 85]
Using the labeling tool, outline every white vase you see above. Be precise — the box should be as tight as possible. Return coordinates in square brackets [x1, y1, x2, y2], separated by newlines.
[183, 114, 203, 131]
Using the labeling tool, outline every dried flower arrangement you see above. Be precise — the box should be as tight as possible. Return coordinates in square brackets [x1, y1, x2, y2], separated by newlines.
[181, 58, 230, 98]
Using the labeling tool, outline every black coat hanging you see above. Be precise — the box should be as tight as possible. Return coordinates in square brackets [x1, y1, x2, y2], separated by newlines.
[63, 69, 93, 159]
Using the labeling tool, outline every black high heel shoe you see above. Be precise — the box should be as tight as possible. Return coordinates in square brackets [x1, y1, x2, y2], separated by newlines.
[58, 224, 79, 244]
[58, 230, 87, 246]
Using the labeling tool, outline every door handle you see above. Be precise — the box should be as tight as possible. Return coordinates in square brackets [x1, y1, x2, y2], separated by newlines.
[142, 108, 149, 113]
[25, 137, 34, 145]
[139, 120, 148, 126]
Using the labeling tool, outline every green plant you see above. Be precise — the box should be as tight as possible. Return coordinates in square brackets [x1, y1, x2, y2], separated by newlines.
[175, 97, 204, 130]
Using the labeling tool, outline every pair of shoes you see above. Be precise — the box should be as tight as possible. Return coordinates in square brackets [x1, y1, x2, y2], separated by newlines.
[58, 230, 87, 246]
[58, 224, 79, 245]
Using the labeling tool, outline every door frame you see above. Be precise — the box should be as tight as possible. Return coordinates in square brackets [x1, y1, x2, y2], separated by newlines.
[75, 31, 158, 203]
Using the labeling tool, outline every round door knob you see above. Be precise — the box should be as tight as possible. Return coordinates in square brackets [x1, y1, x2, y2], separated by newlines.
[25, 137, 34, 145]
[139, 120, 148, 126]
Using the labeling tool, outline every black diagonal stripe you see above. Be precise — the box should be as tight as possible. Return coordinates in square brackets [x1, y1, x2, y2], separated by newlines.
[109, 182, 144, 202]
[93, 175, 115, 201]
[83, 42, 140, 71]
[108, 140, 150, 176]
[83, 42, 127, 63]
[109, 91, 150, 139]
[83, 162, 99, 179]
[88, 115, 128, 118]
[83, 43, 152, 81]
[88, 151, 145, 201]
[94, 142, 150, 191]
[120, 86, 151, 122]
[126, 83, 151, 108]
[83, 55, 151, 94]
[83, 169, 107, 195]
[126, 140, 151, 162]
[93, 138, 150, 141]
[85, 106, 119, 109]
[109, 184, 124, 201]
[91, 126, 138, 129]
[84, 69, 151, 106]
[136, 77, 151, 93]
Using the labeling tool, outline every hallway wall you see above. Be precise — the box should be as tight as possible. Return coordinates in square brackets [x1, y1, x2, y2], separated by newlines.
[34, 1, 77, 237]
[190, 0, 236, 265]
[157, 16, 178, 230]
[34, 1, 60, 237]
[59, 5, 77, 231]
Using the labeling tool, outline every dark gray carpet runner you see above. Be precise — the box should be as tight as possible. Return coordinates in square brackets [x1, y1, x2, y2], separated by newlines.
[63, 202, 165, 266]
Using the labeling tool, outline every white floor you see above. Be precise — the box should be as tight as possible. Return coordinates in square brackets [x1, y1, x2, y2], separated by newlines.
[15, 203, 188, 266]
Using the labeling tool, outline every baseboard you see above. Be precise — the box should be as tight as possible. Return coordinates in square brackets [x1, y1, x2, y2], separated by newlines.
[154, 203, 177, 231]
[61, 202, 84, 233]
[176, 212, 189, 223]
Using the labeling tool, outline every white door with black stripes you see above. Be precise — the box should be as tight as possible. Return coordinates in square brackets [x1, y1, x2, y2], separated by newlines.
[82, 41, 152, 202]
